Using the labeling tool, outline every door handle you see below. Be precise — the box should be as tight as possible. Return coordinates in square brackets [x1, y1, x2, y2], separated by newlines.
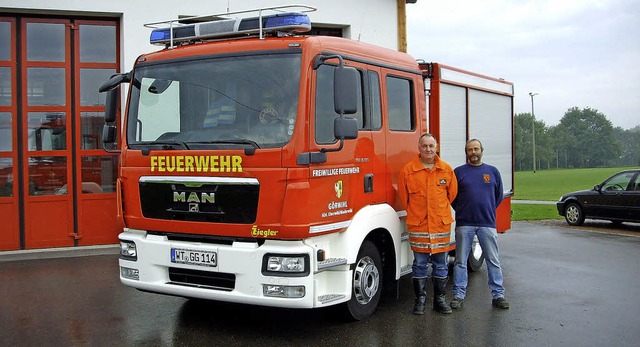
[364, 174, 373, 193]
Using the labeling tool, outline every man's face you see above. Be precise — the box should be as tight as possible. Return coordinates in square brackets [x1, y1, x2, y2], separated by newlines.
[465, 141, 483, 165]
[419, 136, 438, 163]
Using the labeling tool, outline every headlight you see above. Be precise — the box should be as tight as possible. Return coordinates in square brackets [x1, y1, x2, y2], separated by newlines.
[120, 240, 137, 260]
[262, 254, 309, 276]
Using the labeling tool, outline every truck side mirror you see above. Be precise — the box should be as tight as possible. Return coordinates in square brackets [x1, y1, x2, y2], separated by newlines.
[334, 65, 358, 115]
[104, 88, 119, 123]
[102, 124, 117, 145]
[102, 86, 121, 153]
[334, 116, 358, 139]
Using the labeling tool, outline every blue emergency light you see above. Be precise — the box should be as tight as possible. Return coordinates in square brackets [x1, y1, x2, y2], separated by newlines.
[149, 12, 311, 46]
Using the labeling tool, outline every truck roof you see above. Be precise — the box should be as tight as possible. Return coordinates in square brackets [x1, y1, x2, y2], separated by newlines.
[136, 35, 421, 73]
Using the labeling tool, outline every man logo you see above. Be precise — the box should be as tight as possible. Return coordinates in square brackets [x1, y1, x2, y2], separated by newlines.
[189, 203, 200, 212]
[335, 180, 343, 199]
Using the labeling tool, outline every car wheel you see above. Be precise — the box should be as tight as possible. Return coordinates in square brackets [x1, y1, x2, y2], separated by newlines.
[468, 235, 485, 272]
[343, 240, 382, 321]
[564, 202, 585, 226]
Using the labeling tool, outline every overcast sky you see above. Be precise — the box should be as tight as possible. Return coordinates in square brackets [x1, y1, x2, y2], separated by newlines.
[406, 0, 640, 130]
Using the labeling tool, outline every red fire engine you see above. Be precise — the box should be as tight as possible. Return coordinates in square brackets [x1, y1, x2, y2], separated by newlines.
[101, 5, 514, 320]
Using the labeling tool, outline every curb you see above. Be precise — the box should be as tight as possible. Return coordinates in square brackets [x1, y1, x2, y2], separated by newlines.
[0, 244, 119, 262]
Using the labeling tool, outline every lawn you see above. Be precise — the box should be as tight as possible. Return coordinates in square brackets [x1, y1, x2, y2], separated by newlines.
[511, 167, 636, 220]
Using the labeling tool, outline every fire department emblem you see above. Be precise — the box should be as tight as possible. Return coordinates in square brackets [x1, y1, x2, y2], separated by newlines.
[483, 174, 491, 183]
[335, 180, 343, 199]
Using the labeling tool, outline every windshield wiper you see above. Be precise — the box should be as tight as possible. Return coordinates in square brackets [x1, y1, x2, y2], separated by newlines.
[190, 140, 260, 149]
[188, 140, 260, 155]
[144, 140, 190, 150]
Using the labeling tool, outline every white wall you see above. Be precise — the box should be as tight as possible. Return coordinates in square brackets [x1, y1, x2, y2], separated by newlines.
[1, 0, 399, 74]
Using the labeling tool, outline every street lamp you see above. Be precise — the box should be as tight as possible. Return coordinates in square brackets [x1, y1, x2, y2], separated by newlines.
[529, 92, 538, 172]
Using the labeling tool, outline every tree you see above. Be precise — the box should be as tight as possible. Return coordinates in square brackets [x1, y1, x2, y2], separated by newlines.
[514, 113, 554, 171]
[613, 126, 640, 166]
[554, 107, 620, 168]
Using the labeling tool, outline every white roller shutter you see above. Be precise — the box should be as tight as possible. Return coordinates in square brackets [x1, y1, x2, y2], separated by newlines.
[468, 90, 513, 195]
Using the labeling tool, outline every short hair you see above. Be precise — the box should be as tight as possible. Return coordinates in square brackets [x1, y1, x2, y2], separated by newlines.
[466, 138, 483, 151]
[419, 133, 437, 144]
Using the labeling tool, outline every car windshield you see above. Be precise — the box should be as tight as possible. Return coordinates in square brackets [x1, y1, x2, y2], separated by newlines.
[126, 52, 301, 150]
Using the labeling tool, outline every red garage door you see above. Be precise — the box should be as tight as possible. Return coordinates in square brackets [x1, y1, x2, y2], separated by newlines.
[0, 15, 121, 250]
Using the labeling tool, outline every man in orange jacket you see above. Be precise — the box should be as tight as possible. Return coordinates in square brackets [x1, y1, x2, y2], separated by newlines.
[398, 133, 458, 315]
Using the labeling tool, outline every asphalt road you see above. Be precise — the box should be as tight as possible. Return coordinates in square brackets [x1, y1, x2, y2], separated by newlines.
[1, 220, 639, 346]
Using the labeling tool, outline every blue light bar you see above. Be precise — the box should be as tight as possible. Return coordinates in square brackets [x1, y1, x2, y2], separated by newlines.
[149, 12, 311, 46]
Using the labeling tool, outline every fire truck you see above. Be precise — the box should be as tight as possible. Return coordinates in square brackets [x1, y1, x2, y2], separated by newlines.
[101, 5, 514, 320]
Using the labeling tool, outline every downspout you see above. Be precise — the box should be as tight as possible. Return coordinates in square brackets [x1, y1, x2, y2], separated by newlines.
[397, 0, 407, 52]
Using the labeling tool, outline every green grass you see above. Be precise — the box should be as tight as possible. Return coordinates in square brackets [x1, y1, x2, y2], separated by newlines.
[511, 204, 562, 221]
[511, 166, 637, 220]
[513, 167, 635, 201]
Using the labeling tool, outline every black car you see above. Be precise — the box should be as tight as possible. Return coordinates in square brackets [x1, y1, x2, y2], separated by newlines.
[557, 169, 640, 226]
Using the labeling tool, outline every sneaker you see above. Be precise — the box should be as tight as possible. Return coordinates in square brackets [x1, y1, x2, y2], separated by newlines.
[450, 297, 464, 309]
[492, 297, 510, 309]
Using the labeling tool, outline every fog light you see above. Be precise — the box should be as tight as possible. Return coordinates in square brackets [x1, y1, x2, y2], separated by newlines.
[120, 266, 139, 280]
[120, 240, 137, 260]
[263, 284, 305, 298]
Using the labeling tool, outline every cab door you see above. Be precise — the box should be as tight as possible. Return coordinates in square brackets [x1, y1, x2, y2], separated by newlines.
[307, 62, 374, 230]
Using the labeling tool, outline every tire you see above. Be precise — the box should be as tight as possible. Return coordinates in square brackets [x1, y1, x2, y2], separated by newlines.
[564, 202, 585, 226]
[467, 235, 485, 272]
[344, 240, 382, 321]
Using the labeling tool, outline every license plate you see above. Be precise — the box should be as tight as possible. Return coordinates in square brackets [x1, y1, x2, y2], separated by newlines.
[171, 248, 217, 267]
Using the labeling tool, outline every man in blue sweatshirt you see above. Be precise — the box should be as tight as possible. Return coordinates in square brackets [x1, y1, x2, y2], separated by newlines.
[450, 139, 509, 309]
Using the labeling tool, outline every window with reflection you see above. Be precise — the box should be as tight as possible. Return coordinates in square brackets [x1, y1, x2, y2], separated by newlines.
[0, 21, 10, 61]
[0, 157, 12, 197]
[368, 71, 382, 130]
[80, 112, 105, 150]
[0, 67, 10, 106]
[80, 68, 116, 106]
[80, 25, 116, 63]
[315, 64, 363, 144]
[28, 156, 67, 195]
[28, 112, 66, 151]
[0, 112, 11, 151]
[27, 68, 66, 106]
[602, 172, 635, 191]
[81, 156, 118, 193]
[387, 76, 414, 131]
[27, 22, 65, 62]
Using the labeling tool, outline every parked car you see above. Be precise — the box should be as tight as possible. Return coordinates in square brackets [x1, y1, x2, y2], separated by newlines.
[557, 169, 640, 226]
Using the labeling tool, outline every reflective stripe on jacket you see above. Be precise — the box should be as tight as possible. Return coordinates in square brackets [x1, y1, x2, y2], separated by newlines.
[397, 155, 458, 254]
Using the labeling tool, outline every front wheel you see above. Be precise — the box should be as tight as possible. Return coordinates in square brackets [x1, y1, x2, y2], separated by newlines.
[344, 240, 382, 321]
[467, 235, 485, 272]
[564, 202, 585, 226]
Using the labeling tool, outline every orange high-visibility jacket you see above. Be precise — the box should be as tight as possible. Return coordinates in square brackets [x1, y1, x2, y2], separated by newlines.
[397, 154, 458, 254]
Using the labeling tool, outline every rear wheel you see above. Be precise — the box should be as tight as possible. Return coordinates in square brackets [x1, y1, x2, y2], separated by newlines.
[468, 235, 485, 272]
[565, 202, 585, 226]
[344, 240, 382, 321]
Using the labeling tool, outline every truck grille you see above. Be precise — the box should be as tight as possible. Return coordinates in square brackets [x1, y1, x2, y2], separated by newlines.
[168, 267, 236, 291]
[139, 177, 259, 224]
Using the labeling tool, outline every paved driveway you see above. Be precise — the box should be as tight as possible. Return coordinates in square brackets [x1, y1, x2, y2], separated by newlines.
[1, 221, 639, 346]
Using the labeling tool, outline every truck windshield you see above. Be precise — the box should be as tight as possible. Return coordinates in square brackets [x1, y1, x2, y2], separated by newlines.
[126, 52, 301, 150]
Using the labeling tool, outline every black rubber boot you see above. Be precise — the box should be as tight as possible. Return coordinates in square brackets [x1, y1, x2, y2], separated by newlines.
[432, 276, 452, 314]
[412, 278, 427, 315]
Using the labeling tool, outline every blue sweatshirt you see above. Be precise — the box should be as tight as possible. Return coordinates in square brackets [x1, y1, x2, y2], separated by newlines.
[451, 163, 503, 228]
